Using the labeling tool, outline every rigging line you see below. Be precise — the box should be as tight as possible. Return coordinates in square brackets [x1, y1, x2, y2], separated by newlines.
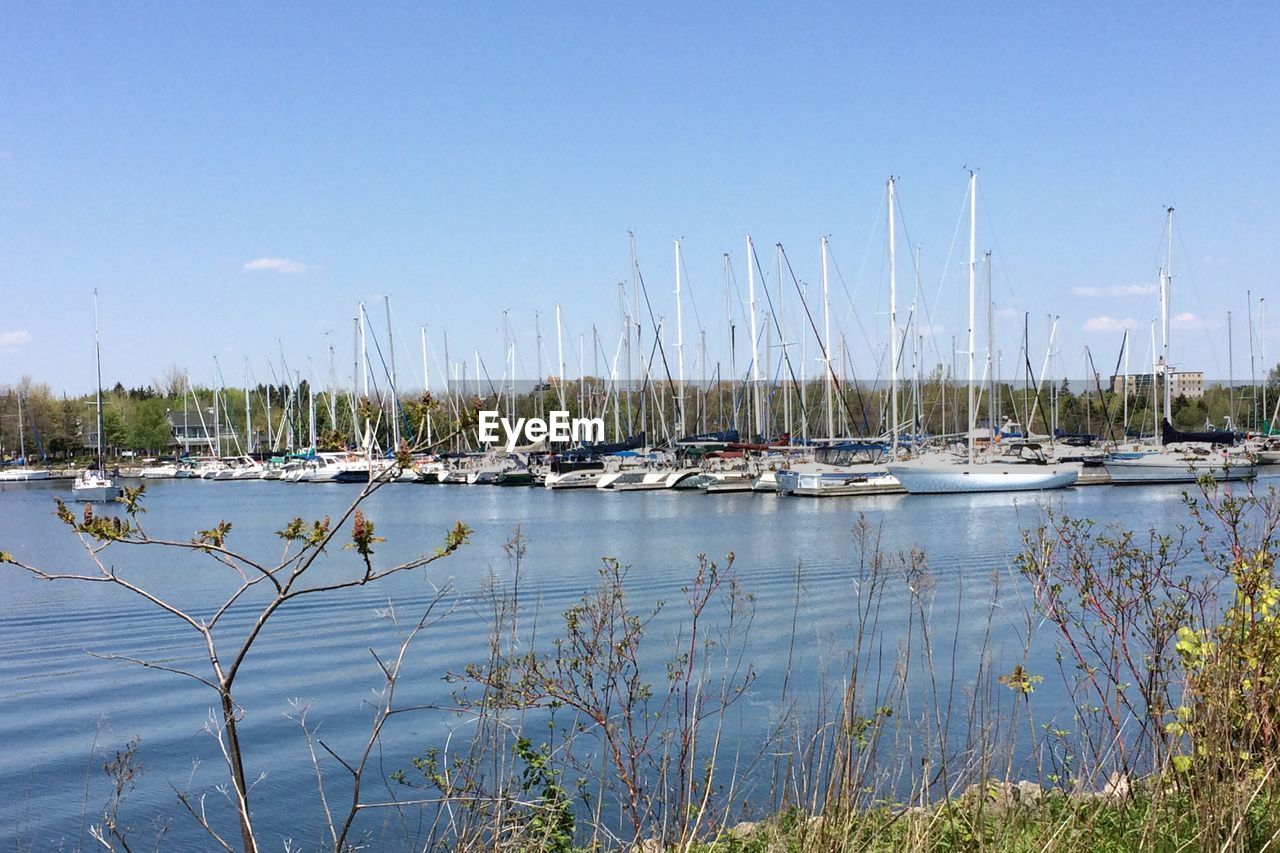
[892, 188, 946, 370]
[825, 243, 879, 369]
[1169, 214, 1224, 380]
[363, 322, 391, 406]
[676, 243, 706, 335]
[726, 254, 750, 327]
[974, 181, 1021, 313]
[779, 243, 870, 435]
[887, 190, 929, 379]
[830, 193, 886, 368]
[749, 241, 805, 406]
[632, 247, 681, 407]
[1085, 347, 1119, 445]
[927, 183, 969, 363]
[475, 354, 501, 402]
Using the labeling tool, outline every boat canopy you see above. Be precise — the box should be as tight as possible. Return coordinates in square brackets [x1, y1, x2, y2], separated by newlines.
[1161, 419, 1236, 446]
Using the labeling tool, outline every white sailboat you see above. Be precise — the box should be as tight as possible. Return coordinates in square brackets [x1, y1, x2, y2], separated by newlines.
[72, 290, 123, 502]
[1104, 208, 1256, 485]
[887, 172, 1078, 494]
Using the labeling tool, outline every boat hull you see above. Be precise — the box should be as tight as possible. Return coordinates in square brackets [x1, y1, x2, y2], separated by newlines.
[0, 469, 51, 481]
[887, 463, 1079, 494]
[1103, 457, 1256, 484]
[71, 483, 122, 502]
[544, 469, 604, 489]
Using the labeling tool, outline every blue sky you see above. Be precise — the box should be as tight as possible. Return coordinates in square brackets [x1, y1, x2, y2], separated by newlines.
[2, 2, 1277, 394]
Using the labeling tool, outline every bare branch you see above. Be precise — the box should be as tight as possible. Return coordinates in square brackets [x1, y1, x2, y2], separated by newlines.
[84, 651, 218, 691]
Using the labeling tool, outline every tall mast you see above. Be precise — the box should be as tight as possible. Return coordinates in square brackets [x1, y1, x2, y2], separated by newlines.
[1248, 290, 1259, 428]
[967, 171, 977, 464]
[93, 289, 104, 469]
[244, 360, 252, 456]
[747, 235, 762, 439]
[16, 388, 26, 462]
[888, 176, 899, 458]
[1260, 297, 1269, 430]
[420, 326, 430, 400]
[385, 296, 400, 449]
[1227, 309, 1236, 427]
[1263, 297, 1269, 430]
[359, 302, 369, 399]
[821, 236, 834, 441]
[556, 304, 566, 410]
[1123, 327, 1131, 436]
[986, 250, 995, 442]
[534, 310, 544, 419]
[212, 357, 222, 458]
[724, 253, 737, 432]
[674, 238, 686, 437]
[308, 364, 317, 451]
[352, 315, 359, 423]
[327, 334, 337, 429]
[777, 243, 790, 439]
[1161, 207, 1174, 426]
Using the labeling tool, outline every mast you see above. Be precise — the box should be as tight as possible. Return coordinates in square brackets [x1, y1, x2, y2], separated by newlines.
[913, 245, 923, 445]
[359, 302, 369, 399]
[243, 361, 252, 456]
[966, 171, 977, 464]
[212, 358, 222, 458]
[308, 365, 317, 451]
[1248, 291, 1258, 429]
[1259, 298, 1269, 432]
[821, 236, 833, 441]
[556, 304, 566, 411]
[93, 289, 104, 469]
[773, 239, 783, 438]
[747, 235, 762, 439]
[385, 296, 400, 450]
[419, 326, 432, 447]
[986, 250, 995, 442]
[724, 253, 737, 433]
[1161, 207, 1174, 428]
[1228, 310, 1235, 428]
[534, 310, 545, 420]
[888, 176, 899, 458]
[674, 239, 686, 436]
[1263, 297, 1269, 431]
[16, 388, 26, 463]
[1123, 327, 1131, 436]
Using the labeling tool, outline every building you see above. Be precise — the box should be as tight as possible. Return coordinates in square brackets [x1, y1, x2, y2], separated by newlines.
[1110, 358, 1204, 399]
[166, 410, 214, 454]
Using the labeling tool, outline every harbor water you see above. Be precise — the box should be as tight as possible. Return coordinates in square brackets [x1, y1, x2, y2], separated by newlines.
[0, 475, 1268, 848]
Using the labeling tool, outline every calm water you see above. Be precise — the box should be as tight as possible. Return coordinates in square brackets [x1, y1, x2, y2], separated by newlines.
[0, 476, 1261, 848]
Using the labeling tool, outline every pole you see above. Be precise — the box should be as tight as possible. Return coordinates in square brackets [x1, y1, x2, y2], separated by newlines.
[888, 176, 898, 458]
[967, 171, 977, 464]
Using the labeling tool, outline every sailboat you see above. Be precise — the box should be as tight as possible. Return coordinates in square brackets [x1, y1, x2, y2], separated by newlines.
[72, 290, 123, 502]
[0, 391, 51, 481]
[1103, 208, 1256, 485]
[887, 172, 1079, 494]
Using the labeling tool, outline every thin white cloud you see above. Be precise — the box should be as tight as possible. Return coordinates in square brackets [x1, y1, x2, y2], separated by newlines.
[243, 257, 308, 275]
[1171, 311, 1205, 330]
[0, 329, 32, 347]
[1072, 283, 1157, 297]
[1083, 316, 1137, 333]
[995, 307, 1019, 319]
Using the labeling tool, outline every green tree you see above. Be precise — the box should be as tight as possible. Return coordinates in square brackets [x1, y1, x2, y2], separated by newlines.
[127, 399, 174, 453]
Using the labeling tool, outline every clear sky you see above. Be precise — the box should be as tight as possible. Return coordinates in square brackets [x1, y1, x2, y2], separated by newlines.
[2, 1, 1277, 394]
